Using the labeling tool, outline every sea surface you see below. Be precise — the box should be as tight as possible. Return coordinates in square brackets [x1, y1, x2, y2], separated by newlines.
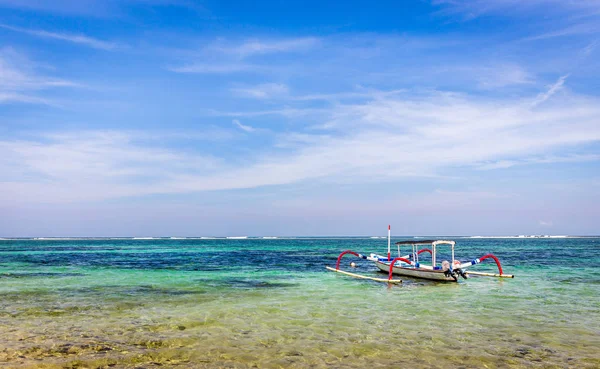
[0, 237, 598, 368]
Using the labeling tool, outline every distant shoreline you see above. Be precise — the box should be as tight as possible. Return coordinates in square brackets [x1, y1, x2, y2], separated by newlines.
[1, 235, 599, 241]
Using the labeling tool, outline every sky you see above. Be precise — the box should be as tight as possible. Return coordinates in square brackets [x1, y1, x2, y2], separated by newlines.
[1, 0, 599, 237]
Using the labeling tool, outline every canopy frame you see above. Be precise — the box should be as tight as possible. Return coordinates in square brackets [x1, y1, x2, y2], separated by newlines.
[395, 240, 456, 268]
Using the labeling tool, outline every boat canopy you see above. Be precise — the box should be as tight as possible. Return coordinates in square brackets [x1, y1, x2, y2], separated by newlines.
[395, 240, 455, 246]
[395, 240, 456, 267]
[395, 240, 437, 245]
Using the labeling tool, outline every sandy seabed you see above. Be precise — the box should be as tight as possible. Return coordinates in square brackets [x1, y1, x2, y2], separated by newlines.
[1, 282, 599, 369]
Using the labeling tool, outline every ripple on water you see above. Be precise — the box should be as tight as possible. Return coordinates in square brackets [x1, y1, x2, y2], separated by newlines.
[195, 278, 300, 289]
[0, 272, 87, 278]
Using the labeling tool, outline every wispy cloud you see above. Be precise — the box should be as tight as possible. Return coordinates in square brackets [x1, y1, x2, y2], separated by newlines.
[531, 74, 568, 107]
[232, 119, 255, 132]
[582, 39, 599, 56]
[0, 131, 222, 202]
[0, 24, 119, 50]
[210, 107, 325, 118]
[209, 37, 319, 57]
[168, 63, 258, 74]
[293, 89, 405, 102]
[433, 0, 600, 20]
[0, 48, 79, 105]
[231, 83, 289, 99]
[477, 154, 600, 170]
[0, 50, 77, 90]
[476, 64, 534, 89]
[3, 81, 599, 203]
[522, 23, 600, 42]
[169, 37, 319, 74]
[0, 0, 206, 18]
[0, 0, 113, 16]
[0, 92, 51, 105]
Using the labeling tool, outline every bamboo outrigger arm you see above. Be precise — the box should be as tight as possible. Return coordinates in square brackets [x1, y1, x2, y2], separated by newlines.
[459, 253, 515, 278]
[328, 250, 402, 284]
[465, 270, 515, 278]
[325, 266, 402, 283]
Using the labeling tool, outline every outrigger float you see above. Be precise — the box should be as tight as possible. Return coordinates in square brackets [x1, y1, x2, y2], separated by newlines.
[327, 226, 514, 283]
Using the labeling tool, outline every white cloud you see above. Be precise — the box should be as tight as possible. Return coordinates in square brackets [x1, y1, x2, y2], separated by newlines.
[293, 89, 405, 102]
[582, 40, 599, 56]
[0, 48, 78, 105]
[0, 92, 52, 105]
[232, 119, 255, 132]
[0, 24, 119, 50]
[168, 63, 257, 74]
[212, 107, 324, 118]
[531, 74, 568, 107]
[477, 154, 600, 170]
[231, 83, 289, 99]
[0, 131, 222, 202]
[2, 28, 599, 206]
[0, 0, 112, 16]
[169, 37, 319, 74]
[476, 64, 533, 88]
[433, 0, 600, 20]
[522, 23, 600, 42]
[0, 0, 202, 17]
[209, 37, 319, 57]
[2, 80, 599, 204]
[210, 84, 599, 190]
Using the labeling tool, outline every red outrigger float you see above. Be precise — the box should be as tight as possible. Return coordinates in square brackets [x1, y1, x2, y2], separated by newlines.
[326, 226, 514, 283]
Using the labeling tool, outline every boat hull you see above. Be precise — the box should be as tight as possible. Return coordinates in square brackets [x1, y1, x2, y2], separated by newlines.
[375, 261, 457, 282]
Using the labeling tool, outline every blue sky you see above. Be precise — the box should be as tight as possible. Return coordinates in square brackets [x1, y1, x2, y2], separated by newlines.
[1, 0, 599, 237]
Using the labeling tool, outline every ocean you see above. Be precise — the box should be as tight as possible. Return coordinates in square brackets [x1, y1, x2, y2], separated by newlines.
[0, 237, 598, 368]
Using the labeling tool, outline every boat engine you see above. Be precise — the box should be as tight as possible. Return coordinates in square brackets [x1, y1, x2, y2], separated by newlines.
[442, 260, 467, 281]
[441, 260, 457, 281]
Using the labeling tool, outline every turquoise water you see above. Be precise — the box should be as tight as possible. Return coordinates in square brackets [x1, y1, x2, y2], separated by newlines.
[0, 237, 599, 368]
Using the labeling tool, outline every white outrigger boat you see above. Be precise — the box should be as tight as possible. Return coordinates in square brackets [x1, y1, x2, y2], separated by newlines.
[327, 226, 513, 283]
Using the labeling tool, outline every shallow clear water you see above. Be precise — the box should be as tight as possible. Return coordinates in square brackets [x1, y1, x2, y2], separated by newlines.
[0, 238, 598, 368]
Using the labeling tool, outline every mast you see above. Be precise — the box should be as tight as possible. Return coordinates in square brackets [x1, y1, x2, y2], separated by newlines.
[387, 224, 391, 261]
